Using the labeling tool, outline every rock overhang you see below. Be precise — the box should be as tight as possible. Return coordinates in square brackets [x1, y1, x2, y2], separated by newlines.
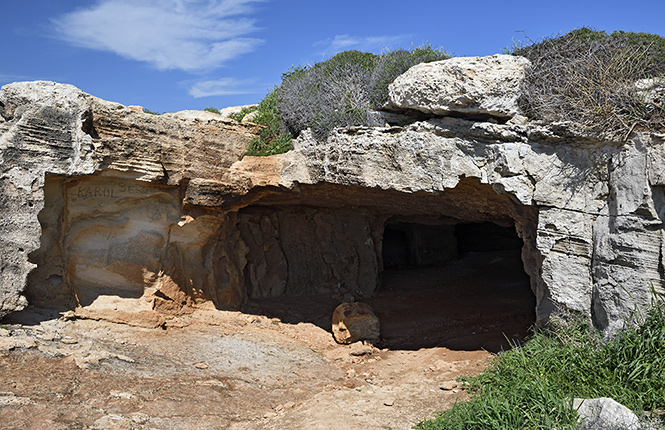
[0, 58, 663, 336]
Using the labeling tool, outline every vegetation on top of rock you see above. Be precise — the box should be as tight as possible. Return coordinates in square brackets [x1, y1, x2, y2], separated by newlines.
[143, 108, 160, 115]
[417, 300, 665, 429]
[204, 107, 221, 114]
[245, 28, 665, 155]
[244, 44, 448, 156]
[511, 27, 665, 137]
[228, 105, 258, 122]
[277, 44, 449, 139]
[245, 89, 293, 156]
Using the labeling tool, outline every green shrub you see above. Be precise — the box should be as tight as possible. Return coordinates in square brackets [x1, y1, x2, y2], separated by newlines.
[243, 44, 448, 155]
[276, 44, 449, 138]
[245, 89, 293, 156]
[416, 303, 665, 429]
[512, 27, 665, 137]
[204, 107, 221, 114]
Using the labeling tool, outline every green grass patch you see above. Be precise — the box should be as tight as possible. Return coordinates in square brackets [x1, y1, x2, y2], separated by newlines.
[417, 304, 665, 430]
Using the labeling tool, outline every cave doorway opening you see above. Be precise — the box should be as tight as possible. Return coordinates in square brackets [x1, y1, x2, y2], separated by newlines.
[240, 180, 539, 352]
[372, 220, 535, 352]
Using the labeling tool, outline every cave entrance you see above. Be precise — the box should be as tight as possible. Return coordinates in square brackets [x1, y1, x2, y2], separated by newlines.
[240, 180, 538, 352]
[371, 220, 535, 352]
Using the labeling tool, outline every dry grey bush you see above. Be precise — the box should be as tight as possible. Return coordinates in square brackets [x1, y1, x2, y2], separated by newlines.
[277, 52, 380, 138]
[277, 47, 448, 139]
[515, 29, 665, 139]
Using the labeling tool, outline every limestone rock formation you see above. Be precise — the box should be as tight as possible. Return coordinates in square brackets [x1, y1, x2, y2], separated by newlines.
[332, 302, 381, 344]
[573, 398, 645, 430]
[387, 54, 530, 118]
[1, 54, 664, 338]
[0, 81, 259, 319]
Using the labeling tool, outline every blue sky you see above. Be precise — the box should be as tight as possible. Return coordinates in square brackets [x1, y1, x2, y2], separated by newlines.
[2, 0, 664, 113]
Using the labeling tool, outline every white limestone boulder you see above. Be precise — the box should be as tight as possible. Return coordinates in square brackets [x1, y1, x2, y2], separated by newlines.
[573, 398, 645, 430]
[387, 54, 530, 118]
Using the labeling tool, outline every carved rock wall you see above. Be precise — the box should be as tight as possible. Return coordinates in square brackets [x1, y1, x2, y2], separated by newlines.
[1, 78, 664, 336]
[238, 206, 383, 298]
[0, 81, 259, 319]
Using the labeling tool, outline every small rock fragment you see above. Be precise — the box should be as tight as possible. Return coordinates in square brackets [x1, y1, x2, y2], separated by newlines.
[384, 399, 395, 407]
[115, 354, 135, 363]
[573, 397, 642, 430]
[349, 341, 374, 356]
[194, 362, 209, 369]
[507, 114, 529, 125]
[440, 380, 460, 391]
[59, 311, 77, 321]
[0, 394, 32, 406]
[129, 413, 150, 424]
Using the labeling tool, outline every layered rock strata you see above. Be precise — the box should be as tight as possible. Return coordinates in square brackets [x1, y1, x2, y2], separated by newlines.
[1, 57, 664, 335]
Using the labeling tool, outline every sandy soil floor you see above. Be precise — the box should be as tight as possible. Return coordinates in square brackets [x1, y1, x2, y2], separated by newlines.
[0, 250, 535, 429]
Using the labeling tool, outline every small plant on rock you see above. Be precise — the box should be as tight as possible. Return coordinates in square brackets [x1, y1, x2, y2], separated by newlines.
[228, 105, 258, 122]
[204, 106, 221, 114]
[245, 89, 293, 156]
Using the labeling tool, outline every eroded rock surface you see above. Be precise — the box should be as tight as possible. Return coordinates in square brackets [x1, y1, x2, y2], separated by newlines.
[0, 81, 259, 319]
[1, 59, 665, 336]
[387, 54, 530, 118]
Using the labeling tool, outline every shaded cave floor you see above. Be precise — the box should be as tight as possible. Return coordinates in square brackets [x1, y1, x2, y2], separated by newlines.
[245, 248, 536, 353]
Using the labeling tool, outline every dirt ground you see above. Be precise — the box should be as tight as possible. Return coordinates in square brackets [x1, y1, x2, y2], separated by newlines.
[0, 250, 535, 430]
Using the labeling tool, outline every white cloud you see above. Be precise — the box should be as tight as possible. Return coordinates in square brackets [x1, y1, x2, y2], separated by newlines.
[315, 34, 408, 58]
[188, 77, 259, 98]
[52, 0, 265, 71]
[0, 74, 27, 84]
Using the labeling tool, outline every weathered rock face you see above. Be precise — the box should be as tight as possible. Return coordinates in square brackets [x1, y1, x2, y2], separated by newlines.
[1, 55, 664, 337]
[238, 206, 383, 298]
[387, 54, 530, 118]
[0, 81, 258, 320]
[573, 398, 644, 430]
